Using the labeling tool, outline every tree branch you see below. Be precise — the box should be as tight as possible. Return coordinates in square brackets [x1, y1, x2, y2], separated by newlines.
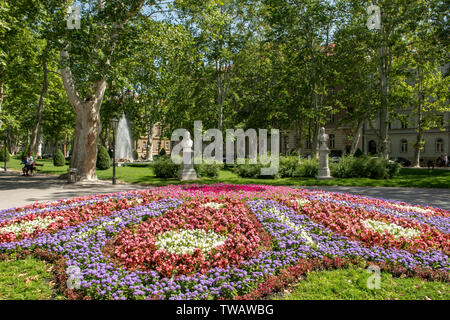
[60, 48, 83, 110]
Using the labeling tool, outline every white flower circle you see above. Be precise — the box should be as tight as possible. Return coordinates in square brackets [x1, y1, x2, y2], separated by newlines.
[155, 229, 227, 255]
[362, 219, 422, 239]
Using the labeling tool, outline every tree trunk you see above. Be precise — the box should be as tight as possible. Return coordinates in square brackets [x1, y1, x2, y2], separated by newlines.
[70, 100, 103, 180]
[312, 90, 320, 159]
[61, 49, 107, 181]
[0, 81, 4, 131]
[29, 49, 49, 154]
[146, 123, 154, 161]
[35, 128, 43, 158]
[412, 68, 424, 168]
[350, 120, 364, 155]
[217, 61, 224, 132]
[375, 10, 390, 160]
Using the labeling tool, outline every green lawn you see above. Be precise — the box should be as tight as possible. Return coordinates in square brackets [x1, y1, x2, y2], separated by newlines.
[5, 158, 450, 188]
[279, 267, 450, 300]
[0, 255, 65, 300]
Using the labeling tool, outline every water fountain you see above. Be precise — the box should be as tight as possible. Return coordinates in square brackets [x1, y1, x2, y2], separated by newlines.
[116, 113, 134, 164]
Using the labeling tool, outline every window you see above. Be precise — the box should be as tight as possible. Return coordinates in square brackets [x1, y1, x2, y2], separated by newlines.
[329, 134, 335, 149]
[142, 141, 147, 150]
[436, 138, 444, 153]
[401, 121, 408, 129]
[165, 141, 170, 150]
[400, 139, 408, 153]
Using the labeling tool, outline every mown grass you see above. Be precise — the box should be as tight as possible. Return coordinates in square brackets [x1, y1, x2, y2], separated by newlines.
[279, 267, 450, 300]
[5, 158, 450, 188]
[0, 255, 65, 300]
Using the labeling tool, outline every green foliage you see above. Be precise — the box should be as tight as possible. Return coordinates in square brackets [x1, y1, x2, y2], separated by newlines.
[295, 159, 319, 178]
[0, 147, 10, 162]
[279, 156, 300, 178]
[133, 149, 139, 161]
[195, 162, 223, 178]
[330, 156, 402, 179]
[152, 156, 179, 178]
[96, 146, 111, 170]
[235, 163, 262, 178]
[387, 162, 402, 179]
[280, 266, 450, 300]
[53, 149, 65, 167]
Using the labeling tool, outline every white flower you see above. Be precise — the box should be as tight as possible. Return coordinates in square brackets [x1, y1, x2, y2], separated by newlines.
[392, 204, 433, 215]
[361, 219, 422, 239]
[291, 199, 311, 207]
[267, 207, 315, 246]
[0, 216, 62, 235]
[155, 229, 227, 255]
[202, 202, 224, 210]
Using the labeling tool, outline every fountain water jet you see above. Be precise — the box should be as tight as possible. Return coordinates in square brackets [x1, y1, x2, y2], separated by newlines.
[116, 113, 134, 163]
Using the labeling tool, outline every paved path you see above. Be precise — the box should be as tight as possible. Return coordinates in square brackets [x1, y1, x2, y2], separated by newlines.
[0, 171, 152, 210]
[299, 186, 450, 210]
[1, 170, 449, 210]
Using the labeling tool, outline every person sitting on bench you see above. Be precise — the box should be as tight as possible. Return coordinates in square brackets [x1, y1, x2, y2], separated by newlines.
[24, 152, 35, 176]
[21, 156, 28, 176]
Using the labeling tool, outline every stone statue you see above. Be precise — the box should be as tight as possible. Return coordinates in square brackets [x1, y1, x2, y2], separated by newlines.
[317, 127, 333, 180]
[179, 131, 197, 181]
[319, 127, 329, 150]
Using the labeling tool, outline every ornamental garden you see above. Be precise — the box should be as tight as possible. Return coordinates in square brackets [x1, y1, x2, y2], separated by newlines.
[0, 184, 448, 300]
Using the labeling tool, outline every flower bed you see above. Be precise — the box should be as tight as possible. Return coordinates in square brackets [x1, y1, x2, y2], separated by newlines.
[0, 184, 448, 300]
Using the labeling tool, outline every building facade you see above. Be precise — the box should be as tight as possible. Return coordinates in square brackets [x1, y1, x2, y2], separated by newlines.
[135, 124, 172, 160]
[364, 111, 450, 164]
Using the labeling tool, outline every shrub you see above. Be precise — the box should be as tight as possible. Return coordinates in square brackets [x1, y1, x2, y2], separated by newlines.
[133, 149, 139, 161]
[235, 163, 261, 178]
[96, 146, 111, 170]
[279, 156, 300, 178]
[329, 155, 400, 179]
[53, 149, 65, 167]
[295, 159, 319, 177]
[152, 156, 179, 178]
[0, 147, 10, 162]
[196, 162, 222, 178]
[387, 161, 402, 178]
[330, 156, 361, 178]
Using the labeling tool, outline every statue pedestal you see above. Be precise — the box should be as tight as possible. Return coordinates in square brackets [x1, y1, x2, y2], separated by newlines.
[316, 147, 333, 180]
[179, 150, 197, 181]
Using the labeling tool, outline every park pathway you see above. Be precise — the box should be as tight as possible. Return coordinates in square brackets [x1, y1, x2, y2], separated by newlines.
[1, 170, 449, 210]
[299, 185, 450, 210]
[0, 171, 149, 210]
